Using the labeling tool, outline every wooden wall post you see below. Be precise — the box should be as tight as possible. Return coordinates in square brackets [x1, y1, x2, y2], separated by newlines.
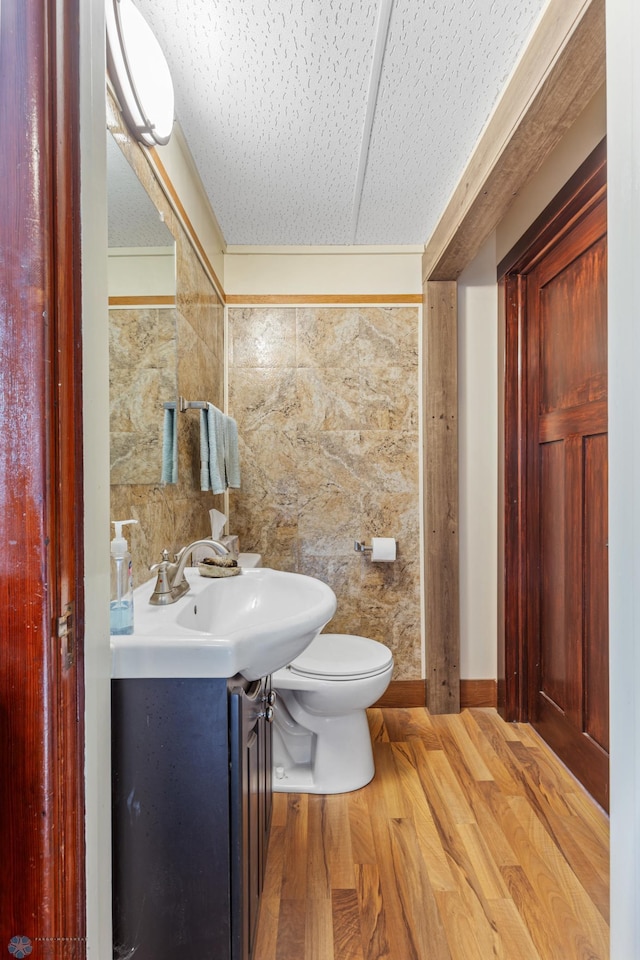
[423, 280, 460, 713]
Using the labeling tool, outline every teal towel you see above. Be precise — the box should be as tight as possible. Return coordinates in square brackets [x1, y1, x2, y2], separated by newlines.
[161, 405, 178, 484]
[224, 415, 241, 489]
[199, 409, 210, 490]
[200, 403, 226, 494]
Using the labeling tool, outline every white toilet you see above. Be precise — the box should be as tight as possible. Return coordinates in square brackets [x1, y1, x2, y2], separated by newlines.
[271, 633, 394, 794]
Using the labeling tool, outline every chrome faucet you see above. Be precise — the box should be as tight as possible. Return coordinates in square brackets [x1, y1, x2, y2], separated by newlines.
[149, 538, 230, 605]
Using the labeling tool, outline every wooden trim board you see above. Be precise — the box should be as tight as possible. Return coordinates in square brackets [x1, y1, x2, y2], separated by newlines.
[373, 680, 427, 708]
[460, 680, 498, 709]
[422, 0, 605, 282]
[226, 293, 422, 305]
[373, 680, 497, 709]
[109, 295, 176, 307]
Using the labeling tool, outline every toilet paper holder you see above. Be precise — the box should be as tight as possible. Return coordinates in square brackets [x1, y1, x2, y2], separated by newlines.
[354, 538, 398, 562]
[354, 540, 372, 553]
[354, 539, 398, 552]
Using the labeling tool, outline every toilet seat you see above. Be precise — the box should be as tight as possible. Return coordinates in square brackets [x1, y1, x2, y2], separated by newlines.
[288, 633, 393, 681]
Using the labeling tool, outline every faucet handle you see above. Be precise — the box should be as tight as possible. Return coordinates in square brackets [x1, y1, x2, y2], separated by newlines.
[149, 548, 171, 573]
[148, 550, 175, 605]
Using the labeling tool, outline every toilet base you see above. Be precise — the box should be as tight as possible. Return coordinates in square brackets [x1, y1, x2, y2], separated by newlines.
[272, 704, 375, 794]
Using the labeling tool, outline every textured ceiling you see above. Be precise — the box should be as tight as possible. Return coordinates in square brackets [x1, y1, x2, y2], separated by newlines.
[133, 0, 549, 247]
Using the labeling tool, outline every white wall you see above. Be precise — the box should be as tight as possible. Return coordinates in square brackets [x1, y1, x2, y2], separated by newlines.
[606, 0, 640, 952]
[107, 247, 176, 299]
[80, 0, 112, 955]
[458, 235, 498, 679]
[224, 245, 423, 296]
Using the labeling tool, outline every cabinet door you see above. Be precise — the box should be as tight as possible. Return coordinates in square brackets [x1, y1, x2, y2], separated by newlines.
[260, 676, 274, 882]
[112, 678, 231, 960]
[229, 680, 264, 960]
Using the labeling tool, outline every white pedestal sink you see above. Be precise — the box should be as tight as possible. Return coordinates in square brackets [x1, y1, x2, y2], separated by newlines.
[110, 566, 337, 680]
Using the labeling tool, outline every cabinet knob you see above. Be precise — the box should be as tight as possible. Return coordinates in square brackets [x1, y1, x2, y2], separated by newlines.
[262, 690, 276, 706]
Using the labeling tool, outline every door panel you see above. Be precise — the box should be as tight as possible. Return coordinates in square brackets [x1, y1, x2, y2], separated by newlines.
[527, 197, 608, 810]
[538, 236, 608, 412]
[584, 432, 609, 752]
[539, 441, 568, 712]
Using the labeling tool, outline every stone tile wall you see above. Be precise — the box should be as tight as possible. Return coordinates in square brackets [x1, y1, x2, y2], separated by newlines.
[228, 306, 422, 679]
[109, 306, 178, 486]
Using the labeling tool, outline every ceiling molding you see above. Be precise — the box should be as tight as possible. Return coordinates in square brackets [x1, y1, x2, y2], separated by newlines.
[422, 0, 606, 283]
[224, 244, 424, 256]
[226, 293, 422, 305]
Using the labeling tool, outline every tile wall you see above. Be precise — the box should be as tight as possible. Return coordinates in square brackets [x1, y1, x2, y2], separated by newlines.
[228, 306, 422, 679]
[109, 306, 178, 486]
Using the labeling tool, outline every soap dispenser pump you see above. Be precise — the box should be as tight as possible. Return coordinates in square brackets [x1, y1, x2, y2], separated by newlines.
[110, 519, 139, 635]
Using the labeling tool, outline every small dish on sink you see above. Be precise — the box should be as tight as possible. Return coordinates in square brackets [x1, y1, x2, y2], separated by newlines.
[198, 557, 241, 578]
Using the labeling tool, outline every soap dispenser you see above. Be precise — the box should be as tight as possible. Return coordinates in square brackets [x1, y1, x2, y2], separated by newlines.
[110, 519, 139, 635]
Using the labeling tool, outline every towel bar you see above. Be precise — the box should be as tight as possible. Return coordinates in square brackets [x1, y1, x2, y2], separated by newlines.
[178, 396, 208, 412]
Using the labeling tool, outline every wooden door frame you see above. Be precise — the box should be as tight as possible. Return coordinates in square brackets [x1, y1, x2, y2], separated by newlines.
[497, 138, 607, 722]
[419, 0, 603, 715]
[0, 0, 85, 951]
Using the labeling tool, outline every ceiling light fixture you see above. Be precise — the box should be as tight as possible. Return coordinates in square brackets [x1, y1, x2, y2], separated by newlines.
[105, 0, 175, 147]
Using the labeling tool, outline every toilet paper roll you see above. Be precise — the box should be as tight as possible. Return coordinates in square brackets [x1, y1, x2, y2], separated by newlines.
[370, 537, 396, 562]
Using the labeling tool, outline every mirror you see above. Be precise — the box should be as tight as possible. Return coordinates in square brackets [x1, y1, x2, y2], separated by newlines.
[106, 88, 226, 582]
[107, 132, 178, 485]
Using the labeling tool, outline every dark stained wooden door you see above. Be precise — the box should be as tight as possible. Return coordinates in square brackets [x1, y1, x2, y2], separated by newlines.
[0, 0, 85, 951]
[525, 196, 608, 810]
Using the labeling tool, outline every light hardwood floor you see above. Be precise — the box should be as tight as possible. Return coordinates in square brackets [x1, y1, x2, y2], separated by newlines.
[255, 707, 609, 960]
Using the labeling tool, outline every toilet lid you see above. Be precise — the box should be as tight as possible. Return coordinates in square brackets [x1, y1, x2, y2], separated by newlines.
[289, 633, 393, 680]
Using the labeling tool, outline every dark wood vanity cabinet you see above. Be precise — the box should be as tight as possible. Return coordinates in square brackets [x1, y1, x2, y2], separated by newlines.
[111, 675, 273, 960]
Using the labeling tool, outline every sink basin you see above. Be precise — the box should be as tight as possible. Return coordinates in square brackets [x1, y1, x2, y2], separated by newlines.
[110, 567, 337, 680]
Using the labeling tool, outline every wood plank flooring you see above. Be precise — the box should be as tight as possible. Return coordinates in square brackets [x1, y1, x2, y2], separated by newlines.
[255, 707, 609, 960]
